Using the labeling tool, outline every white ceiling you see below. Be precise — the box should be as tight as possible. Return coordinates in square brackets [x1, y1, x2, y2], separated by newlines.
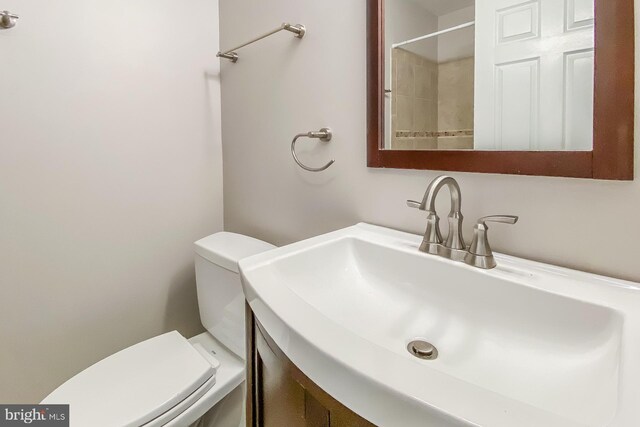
[408, 0, 474, 16]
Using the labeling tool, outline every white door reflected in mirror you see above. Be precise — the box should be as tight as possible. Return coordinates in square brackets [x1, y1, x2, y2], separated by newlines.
[384, 0, 595, 152]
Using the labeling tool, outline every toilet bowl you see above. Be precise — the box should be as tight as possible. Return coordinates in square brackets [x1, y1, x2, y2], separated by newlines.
[41, 232, 275, 427]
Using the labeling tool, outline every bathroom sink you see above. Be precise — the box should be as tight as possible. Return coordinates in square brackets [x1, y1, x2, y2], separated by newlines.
[239, 224, 640, 427]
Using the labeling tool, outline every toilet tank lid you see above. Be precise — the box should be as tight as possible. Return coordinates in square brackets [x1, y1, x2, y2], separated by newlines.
[194, 232, 276, 273]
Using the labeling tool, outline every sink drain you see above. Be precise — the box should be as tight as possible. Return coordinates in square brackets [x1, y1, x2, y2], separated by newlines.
[407, 340, 438, 360]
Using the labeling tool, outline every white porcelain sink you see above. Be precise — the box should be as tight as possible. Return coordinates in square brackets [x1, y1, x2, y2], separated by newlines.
[239, 224, 640, 427]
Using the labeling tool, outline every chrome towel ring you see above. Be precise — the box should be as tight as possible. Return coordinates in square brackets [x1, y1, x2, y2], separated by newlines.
[291, 128, 334, 172]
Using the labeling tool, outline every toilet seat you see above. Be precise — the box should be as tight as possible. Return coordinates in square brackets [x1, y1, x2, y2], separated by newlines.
[144, 373, 216, 426]
[42, 331, 220, 427]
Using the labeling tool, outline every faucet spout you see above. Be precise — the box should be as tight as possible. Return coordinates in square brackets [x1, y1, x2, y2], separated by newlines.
[416, 176, 466, 256]
[421, 176, 462, 215]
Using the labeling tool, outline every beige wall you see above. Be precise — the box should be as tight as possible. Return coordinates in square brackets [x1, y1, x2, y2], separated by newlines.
[220, 0, 639, 284]
[0, 0, 222, 402]
[438, 6, 476, 63]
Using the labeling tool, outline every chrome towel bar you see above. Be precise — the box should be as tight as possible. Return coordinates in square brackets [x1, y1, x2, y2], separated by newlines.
[291, 128, 334, 172]
[217, 23, 306, 63]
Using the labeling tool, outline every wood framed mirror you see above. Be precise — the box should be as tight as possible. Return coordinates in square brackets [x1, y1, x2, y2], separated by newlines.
[367, 0, 634, 180]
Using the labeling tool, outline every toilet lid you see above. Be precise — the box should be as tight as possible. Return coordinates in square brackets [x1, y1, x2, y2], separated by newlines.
[42, 331, 216, 427]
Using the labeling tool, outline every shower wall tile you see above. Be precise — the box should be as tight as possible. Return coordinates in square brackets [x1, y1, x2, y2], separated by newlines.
[396, 62, 415, 96]
[392, 48, 438, 138]
[438, 136, 474, 150]
[392, 50, 475, 150]
[396, 95, 414, 131]
[438, 57, 475, 132]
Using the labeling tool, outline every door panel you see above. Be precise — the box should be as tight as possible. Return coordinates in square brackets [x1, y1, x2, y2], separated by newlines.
[475, 0, 595, 150]
[495, 58, 539, 149]
[567, 0, 595, 30]
[564, 50, 594, 149]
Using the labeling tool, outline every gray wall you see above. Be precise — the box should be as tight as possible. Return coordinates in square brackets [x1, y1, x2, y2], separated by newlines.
[220, 0, 638, 282]
[0, 0, 222, 402]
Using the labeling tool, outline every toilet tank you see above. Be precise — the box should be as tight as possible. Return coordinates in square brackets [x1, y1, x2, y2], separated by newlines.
[194, 232, 275, 359]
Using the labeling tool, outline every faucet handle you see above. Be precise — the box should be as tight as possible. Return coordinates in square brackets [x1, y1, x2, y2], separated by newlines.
[478, 215, 518, 226]
[464, 215, 518, 269]
[407, 200, 442, 252]
[406, 200, 422, 209]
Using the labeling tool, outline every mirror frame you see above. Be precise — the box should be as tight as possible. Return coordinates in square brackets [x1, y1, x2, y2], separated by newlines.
[367, 0, 634, 180]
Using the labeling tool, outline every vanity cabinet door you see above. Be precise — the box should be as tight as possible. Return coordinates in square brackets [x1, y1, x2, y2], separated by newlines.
[248, 305, 376, 427]
[254, 325, 310, 427]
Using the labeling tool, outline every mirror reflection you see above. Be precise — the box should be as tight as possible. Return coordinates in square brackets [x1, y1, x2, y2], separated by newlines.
[384, 0, 595, 151]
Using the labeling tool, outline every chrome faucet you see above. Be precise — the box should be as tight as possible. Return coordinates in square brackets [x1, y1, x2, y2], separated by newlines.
[408, 175, 518, 269]
[407, 176, 467, 261]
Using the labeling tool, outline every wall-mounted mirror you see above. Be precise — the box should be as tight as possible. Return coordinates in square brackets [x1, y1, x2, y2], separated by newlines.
[368, 0, 634, 179]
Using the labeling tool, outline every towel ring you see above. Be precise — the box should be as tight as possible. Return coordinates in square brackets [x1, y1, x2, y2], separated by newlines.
[291, 128, 334, 172]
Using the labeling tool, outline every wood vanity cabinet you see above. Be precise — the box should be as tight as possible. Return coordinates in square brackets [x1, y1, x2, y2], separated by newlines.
[246, 304, 376, 427]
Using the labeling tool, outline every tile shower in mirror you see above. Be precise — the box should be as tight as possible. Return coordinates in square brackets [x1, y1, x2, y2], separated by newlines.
[384, 0, 595, 151]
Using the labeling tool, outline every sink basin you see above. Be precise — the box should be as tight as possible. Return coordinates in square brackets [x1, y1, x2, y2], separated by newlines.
[239, 224, 640, 427]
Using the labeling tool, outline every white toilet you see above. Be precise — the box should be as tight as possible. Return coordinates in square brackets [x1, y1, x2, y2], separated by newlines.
[42, 232, 275, 427]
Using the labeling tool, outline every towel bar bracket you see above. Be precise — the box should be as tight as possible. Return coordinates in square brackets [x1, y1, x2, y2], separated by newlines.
[0, 11, 19, 29]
